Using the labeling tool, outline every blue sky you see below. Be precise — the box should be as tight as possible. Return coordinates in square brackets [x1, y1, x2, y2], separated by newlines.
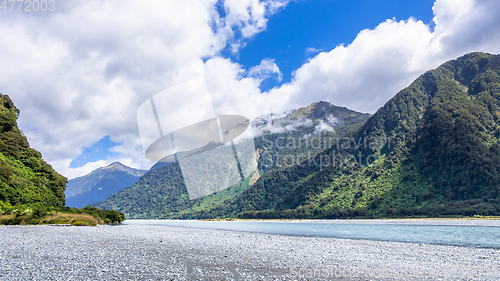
[2, 0, 500, 178]
[230, 0, 435, 91]
[70, 136, 119, 169]
[70, 0, 435, 170]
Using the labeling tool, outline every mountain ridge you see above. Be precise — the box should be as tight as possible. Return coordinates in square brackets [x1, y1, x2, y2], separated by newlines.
[95, 52, 500, 219]
[93, 101, 371, 218]
[233, 51, 500, 219]
[65, 162, 147, 208]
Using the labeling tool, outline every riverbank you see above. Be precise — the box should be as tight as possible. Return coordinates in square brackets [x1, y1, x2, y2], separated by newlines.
[200, 217, 500, 225]
[0, 206, 125, 226]
[1, 223, 499, 280]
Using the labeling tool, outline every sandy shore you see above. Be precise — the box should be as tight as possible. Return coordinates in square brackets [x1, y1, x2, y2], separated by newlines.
[1, 223, 499, 280]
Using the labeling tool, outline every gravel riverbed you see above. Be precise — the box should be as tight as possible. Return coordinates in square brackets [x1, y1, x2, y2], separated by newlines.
[1, 223, 499, 280]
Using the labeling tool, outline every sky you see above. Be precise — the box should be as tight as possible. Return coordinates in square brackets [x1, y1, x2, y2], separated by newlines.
[1, 0, 500, 179]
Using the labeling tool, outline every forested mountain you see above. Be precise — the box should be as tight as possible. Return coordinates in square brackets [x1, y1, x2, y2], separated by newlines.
[228, 52, 500, 219]
[65, 162, 147, 208]
[96, 52, 500, 219]
[0, 94, 67, 208]
[93, 101, 371, 218]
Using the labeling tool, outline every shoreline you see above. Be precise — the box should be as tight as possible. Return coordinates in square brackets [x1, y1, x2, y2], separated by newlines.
[126, 218, 500, 226]
[122, 219, 500, 250]
[2, 223, 498, 280]
[199, 216, 500, 221]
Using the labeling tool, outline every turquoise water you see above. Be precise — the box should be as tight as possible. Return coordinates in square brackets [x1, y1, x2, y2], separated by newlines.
[124, 219, 500, 249]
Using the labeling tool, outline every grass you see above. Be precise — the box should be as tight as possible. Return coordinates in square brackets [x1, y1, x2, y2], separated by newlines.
[39, 213, 101, 226]
[0, 210, 103, 226]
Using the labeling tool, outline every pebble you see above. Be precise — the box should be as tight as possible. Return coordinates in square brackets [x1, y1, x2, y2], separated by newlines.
[0, 224, 499, 280]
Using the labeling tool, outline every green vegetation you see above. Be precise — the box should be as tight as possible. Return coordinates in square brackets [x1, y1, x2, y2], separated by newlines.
[0, 205, 124, 226]
[0, 94, 125, 225]
[97, 52, 500, 220]
[234, 52, 500, 219]
[0, 95, 66, 207]
[94, 101, 370, 218]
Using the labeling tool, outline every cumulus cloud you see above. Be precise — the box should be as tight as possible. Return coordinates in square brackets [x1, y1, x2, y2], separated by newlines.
[265, 0, 500, 114]
[248, 58, 283, 82]
[277, 17, 436, 112]
[0, 0, 289, 178]
[2, 0, 500, 179]
[217, 0, 290, 52]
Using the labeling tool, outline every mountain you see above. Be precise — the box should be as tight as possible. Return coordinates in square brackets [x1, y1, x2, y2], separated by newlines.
[65, 162, 147, 208]
[93, 101, 371, 218]
[0, 94, 67, 209]
[97, 52, 500, 219]
[147, 101, 370, 172]
[223, 52, 500, 219]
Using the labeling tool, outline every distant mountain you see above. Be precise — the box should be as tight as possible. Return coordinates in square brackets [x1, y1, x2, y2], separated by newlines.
[0, 94, 67, 209]
[93, 101, 371, 218]
[65, 162, 147, 208]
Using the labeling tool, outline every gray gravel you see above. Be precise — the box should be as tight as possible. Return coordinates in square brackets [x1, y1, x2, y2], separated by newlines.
[0, 223, 499, 280]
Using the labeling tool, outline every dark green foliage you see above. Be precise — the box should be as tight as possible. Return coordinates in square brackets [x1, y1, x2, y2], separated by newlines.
[0, 94, 68, 208]
[0, 94, 125, 224]
[94, 102, 370, 218]
[287, 52, 500, 218]
[222, 52, 500, 218]
[94, 161, 254, 219]
[31, 202, 48, 219]
[411, 54, 500, 201]
[99, 52, 500, 219]
[0, 204, 125, 224]
[75, 206, 125, 224]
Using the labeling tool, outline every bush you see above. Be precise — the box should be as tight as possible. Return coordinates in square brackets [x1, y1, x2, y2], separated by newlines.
[32, 203, 47, 219]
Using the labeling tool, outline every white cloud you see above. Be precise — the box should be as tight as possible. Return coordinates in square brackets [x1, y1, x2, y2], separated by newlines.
[252, 117, 313, 137]
[305, 47, 323, 57]
[65, 160, 110, 180]
[432, 0, 500, 57]
[2, 0, 500, 179]
[267, 17, 437, 113]
[223, 0, 267, 38]
[314, 121, 335, 134]
[217, 0, 290, 52]
[266, 0, 500, 114]
[0, 0, 290, 178]
[314, 115, 337, 134]
[248, 58, 283, 82]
